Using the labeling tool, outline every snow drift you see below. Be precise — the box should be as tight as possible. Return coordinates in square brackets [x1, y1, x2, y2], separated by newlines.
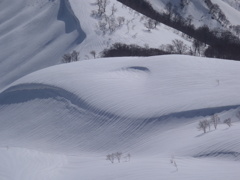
[0, 55, 240, 179]
[0, 0, 85, 89]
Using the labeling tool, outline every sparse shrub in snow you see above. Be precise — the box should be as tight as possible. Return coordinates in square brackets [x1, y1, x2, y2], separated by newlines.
[106, 152, 130, 163]
[210, 114, 220, 130]
[107, 17, 118, 33]
[170, 155, 178, 171]
[94, 0, 109, 17]
[126, 20, 131, 33]
[160, 39, 189, 55]
[192, 39, 205, 56]
[106, 153, 115, 163]
[197, 119, 210, 133]
[98, 21, 108, 35]
[90, 50, 96, 58]
[117, 16, 125, 26]
[172, 39, 188, 54]
[114, 152, 122, 163]
[92, 1, 126, 35]
[144, 18, 156, 32]
[61, 50, 79, 63]
[110, 4, 117, 16]
[223, 118, 232, 127]
[124, 153, 131, 162]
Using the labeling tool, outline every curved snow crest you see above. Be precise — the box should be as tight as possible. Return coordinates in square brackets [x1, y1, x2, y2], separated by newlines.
[3, 55, 240, 119]
[1, 83, 239, 120]
[58, 0, 86, 43]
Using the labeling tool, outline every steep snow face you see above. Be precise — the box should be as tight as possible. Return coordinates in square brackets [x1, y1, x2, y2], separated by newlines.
[221, 0, 240, 11]
[149, 0, 220, 28]
[0, 0, 85, 90]
[149, 0, 240, 29]
[69, 0, 192, 59]
[211, 0, 240, 25]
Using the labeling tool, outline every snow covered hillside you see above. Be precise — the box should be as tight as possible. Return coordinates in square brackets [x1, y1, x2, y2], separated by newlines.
[0, 0, 192, 90]
[1, 0, 240, 179]
[0, 55, 240, 179]
[149, 0, 240, 29]
[69, 0, 191, 58]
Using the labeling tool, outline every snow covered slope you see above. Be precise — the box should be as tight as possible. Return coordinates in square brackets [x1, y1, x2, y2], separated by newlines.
[69, 0, 191, 59]
[3, 55, 240, 119]
[0, 0, 85, 90]
[0, 55, 240, 179]
[0, 0, 191, 90]
[149, 0, 240, 29]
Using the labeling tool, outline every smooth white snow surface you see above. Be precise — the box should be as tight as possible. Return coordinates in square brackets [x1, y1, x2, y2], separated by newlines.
[5, 55, 240, 118]
[0, 55, 240, 179]
[0, 0, 85, 90]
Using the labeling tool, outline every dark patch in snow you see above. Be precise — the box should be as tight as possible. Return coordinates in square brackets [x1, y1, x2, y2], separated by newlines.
[57, 0, 86, 43]
[194, 151, 240, 160]
[126, 66, 150, 72]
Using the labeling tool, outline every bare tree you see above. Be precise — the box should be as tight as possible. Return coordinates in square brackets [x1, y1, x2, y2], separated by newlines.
[223, 118, 232, 127]
[95, 0, 109, 17]
[210, 114, 220, 130]
[110, 4, 117, 16]
[126, 153, 131, 162]
[114, 152, 122, 163]
[144, 18, 155, 31]
[117, 16, 125, 26]
[61, 50, 79, 63]
[98, 21, 108, 35]
[165, 44, 175, 53]
[170, 155, 178, 171]
[192, 39, 204, 56]
[90, 50, 96, 58]
[107, 17, 117, 33]
[61, 53, 71, 63]
[172, 39, 188, 54]
[106, 153, 115, 163]
[197, 119, 209, 133]
[71, 50, 79, 62]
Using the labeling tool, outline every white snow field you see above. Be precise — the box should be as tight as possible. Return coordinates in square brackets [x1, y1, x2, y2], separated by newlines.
[0, 55, 240, 179]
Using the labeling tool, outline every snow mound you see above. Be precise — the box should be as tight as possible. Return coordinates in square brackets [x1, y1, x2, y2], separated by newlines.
[4, 55, 240, 118]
